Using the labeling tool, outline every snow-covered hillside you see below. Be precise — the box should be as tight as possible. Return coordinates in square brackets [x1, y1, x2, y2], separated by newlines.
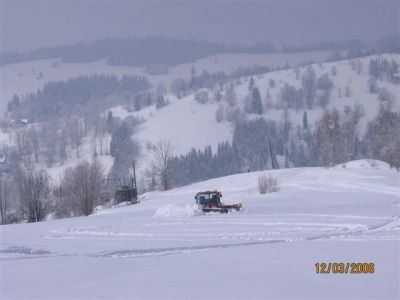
[1, 53, 399, 184]
[109, 94, 234, 174]
[1, 160, 399, 299]
[0, 51, 329, 115]
[111, 54, 400, 176]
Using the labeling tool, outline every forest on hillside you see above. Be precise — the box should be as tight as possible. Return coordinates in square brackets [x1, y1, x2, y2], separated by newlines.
[2, 35, 399, 68]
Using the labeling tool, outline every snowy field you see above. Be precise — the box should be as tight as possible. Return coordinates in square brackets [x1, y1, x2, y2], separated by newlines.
[1, 160, 399, 299]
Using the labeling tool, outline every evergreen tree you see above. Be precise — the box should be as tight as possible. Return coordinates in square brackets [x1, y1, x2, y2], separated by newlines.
[248, 77, 255, 91]
[251, 87, 263, 115]
[301, 66, 316, 109]
[303, 111, 308, 130]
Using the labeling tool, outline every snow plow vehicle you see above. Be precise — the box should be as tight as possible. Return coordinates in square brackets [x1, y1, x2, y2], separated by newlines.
[195, 191, 242, 213]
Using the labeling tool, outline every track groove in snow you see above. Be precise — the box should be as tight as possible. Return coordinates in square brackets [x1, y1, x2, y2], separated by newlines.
[2, 213, 398, 260]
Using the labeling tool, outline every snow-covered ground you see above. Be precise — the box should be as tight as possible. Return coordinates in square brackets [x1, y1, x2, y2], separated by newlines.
[1, 160, 399, 299]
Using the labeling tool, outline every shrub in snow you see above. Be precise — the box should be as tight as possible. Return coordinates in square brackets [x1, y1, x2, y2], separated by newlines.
[258, 173, 279, 194]
[368, 159, 378, 168]
[269, 78, 276, 88]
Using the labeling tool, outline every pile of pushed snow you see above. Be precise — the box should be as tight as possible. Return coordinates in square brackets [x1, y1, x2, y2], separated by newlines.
[94, 201, 132, 215]
[335, 159, 391, 170]
[154, 204, 200, 218]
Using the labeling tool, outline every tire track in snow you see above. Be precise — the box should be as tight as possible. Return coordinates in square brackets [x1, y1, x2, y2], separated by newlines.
[0, 246, 72, 261]
[2, 214, 399, 260]
[90, 213, 400, 258]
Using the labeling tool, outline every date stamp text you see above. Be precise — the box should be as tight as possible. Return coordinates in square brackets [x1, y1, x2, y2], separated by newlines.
[315, 263, 375, 274]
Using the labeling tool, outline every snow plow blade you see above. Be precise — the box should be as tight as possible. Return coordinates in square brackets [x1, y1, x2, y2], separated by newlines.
[202, 203, 242, 214]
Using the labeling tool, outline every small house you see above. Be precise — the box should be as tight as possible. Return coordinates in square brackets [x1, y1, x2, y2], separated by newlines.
[114, 185, 138, 204]
[10, 119, 29, 129]
[0, 152, 9, 174]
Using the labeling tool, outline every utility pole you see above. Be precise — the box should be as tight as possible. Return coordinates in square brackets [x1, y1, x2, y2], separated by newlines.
[268, 138, 275, 170]
[132, 160, 137, 190]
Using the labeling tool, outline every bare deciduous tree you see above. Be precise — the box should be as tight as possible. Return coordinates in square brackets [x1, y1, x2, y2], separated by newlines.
[42, 123, 58, 167]
[19, 167, 51, 222]
[314, 109, 341, 166]
[224, 84, 237, 107]
[0, 176, 11, 224]
[151, 139, 174, 191]
[29, 127, 40, 163]
[58, 126, 69, 165]
[68, 117, 84, 159]
[14, 129, 33, 162]
[63, 159, 104, 216]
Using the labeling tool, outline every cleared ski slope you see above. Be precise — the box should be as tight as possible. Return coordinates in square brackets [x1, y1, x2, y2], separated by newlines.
[1, 160, 399, 299]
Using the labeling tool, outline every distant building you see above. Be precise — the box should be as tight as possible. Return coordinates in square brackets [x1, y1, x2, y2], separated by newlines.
[9, 119, 29, 129]
[0, 152, 6, 164]
[0, 152, 9, 174]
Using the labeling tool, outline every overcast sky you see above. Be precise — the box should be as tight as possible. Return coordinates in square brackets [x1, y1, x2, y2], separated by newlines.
[1, 0, 399, 53]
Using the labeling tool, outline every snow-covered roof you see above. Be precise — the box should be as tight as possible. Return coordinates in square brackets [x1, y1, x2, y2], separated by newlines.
[0, 152, 6, 163]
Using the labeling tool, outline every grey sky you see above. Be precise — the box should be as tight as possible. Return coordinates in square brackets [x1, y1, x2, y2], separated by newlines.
[1, 0, 399, 53]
